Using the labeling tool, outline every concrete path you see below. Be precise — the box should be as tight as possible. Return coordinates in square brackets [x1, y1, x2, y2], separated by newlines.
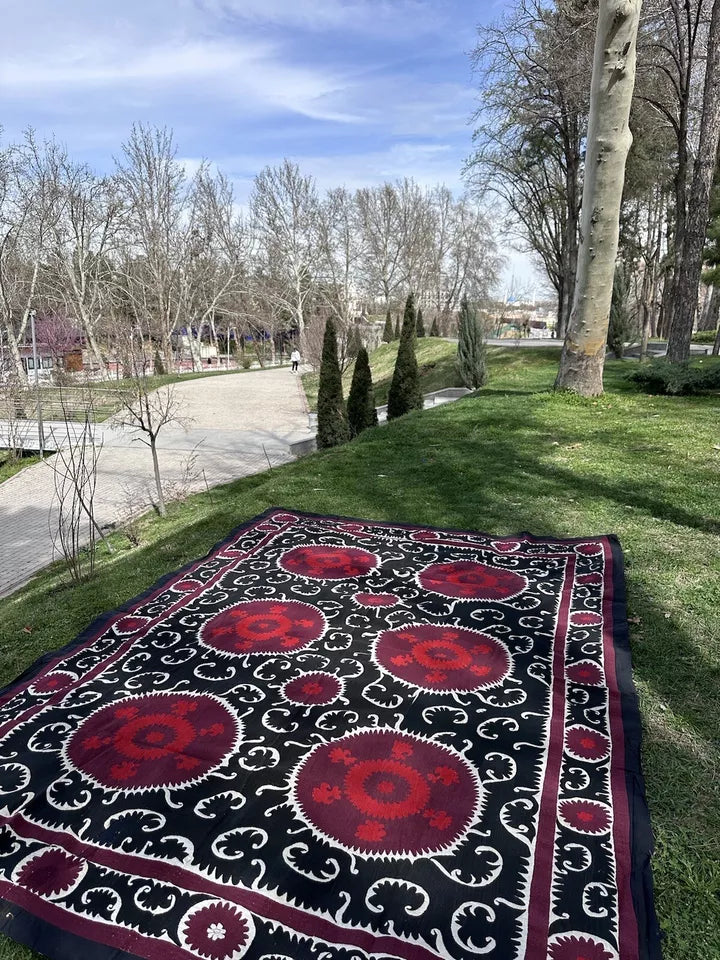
[0, 369, 312, 598]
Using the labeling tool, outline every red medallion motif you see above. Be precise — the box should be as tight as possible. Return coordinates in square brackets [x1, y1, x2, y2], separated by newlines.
[291, 729, 481, 857]
[565, 725, 611, 763]
[570, 611, 603, 627]
[418, 560, 527, 601]
[29, 671, 75, 696]
[575, 543, 603, 556]
[559, 798, 612, 835]
[14, 849, 86, 899]
[375, 624, 511, 692]
[566, 661, 604, 686]
[352, 592, 399, 608]
[65, 693, 240, 791]
[279, 545, 378, 580]
[199, 600, 325, 656]
[113, 615, 151, 635]
[577, 573, 603, 585]
[491, 540, 522, 553]
[180, 899, 254, 959]
[172, 578, 203, 593]
[283, 672, 342, 706]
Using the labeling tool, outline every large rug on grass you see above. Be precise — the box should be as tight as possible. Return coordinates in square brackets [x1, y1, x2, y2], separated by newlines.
[0, 508, 660, 960]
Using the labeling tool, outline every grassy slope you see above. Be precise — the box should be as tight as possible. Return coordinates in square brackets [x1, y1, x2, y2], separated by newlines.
[0, 454, 41, 485]
[302, 336, 463, 410]
[1, 351, 719, 959]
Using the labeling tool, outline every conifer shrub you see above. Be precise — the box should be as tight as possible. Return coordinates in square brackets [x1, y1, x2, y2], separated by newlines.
[429, 316, 440, 337]
[627, 358, 720, 395]
[347, 347, 379, 438]
[382, 311, 393, 343]
[387, 293, 424, 420]
[416, 306, 426, 338]
[316, 319, 350, 448]
[456, 295, 487, 389]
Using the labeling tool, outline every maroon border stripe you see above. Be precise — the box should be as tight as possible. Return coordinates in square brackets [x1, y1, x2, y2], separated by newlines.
[603, 540, 639, 960]
[2, 815, 443, 960]
[524, 553, 575, 959]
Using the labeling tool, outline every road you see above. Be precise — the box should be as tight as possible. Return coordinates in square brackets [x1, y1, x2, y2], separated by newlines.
[0, 368, 312, 598]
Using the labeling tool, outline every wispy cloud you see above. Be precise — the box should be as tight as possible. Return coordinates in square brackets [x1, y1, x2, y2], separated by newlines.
[0, 37, 363, 125]
[192, 0, 442, 35]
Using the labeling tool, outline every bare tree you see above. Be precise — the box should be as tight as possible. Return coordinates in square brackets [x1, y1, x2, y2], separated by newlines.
[114, 125, 192, 370]
[315, 187, 365, 329]
[637, 0, 714, 328]
[48, 386, 107, 582]
[667, 0, 720, 360]
[468, 0, 595, 338]
[116, 337, 186, 517]
[251, 160, 318, 335]
[556, 0, 643, 395]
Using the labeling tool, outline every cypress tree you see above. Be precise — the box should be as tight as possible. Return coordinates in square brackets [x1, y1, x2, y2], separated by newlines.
[346, 324, 362, 361]
[393, 315, 400, 340]
[382, 310, 393, 343]
[387, 293, 424, 420]
[429, 315, 440, 337]
[347, 346, 379, 438]
[416, 306, 426, 338]
[456, 295, 487, 389]
[316, 318, 350, 448]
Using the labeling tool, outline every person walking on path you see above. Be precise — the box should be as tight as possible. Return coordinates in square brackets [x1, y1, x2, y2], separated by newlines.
[290, 348, 301, 373]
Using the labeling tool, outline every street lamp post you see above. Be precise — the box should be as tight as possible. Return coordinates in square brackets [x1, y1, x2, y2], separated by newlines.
[29, 309, 45, 457]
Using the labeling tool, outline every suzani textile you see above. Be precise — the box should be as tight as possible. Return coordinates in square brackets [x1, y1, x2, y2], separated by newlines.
[0, 509, 660, 960]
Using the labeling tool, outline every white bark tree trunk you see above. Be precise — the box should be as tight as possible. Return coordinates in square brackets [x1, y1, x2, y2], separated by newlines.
[555, 0, 643, 396]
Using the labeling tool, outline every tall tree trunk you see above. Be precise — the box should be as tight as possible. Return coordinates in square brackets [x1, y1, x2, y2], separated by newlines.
[149, 436, 166, 517]
[556, 0, 642, 396]
[2, 322, 26, 380]
[698, 285, 719, 330]
[667, 0, 720, 362]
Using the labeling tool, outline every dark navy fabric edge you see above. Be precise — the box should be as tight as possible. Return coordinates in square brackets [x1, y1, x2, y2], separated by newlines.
[608, 536, 663, 960]
[0, 898, 141, 960]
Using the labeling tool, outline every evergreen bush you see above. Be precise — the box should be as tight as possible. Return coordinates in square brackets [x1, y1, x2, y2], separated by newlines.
[416, 307, 426, 338]
[393, 316, 400, 340]
[382, 311, 393, 343]
[347, 347, 379, 438]
[429, 316, 440, 337]
[456, 295, 487, 389]
[316, 319, 350, 448]
[692, 329, 719, 344]
[627, 358, 720, 395]
[387, 293, 424, 420]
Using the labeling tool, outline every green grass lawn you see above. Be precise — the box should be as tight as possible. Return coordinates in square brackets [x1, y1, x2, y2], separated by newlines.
[1, 350, 719, 959]
[0, 452, 41, 485]
[302, 336, 463, 410]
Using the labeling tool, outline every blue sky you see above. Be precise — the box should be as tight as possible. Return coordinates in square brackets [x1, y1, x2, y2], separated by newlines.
[0, 0, 536, 290]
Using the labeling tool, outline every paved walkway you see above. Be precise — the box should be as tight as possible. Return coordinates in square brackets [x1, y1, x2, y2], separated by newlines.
[0, 368, 312, 598]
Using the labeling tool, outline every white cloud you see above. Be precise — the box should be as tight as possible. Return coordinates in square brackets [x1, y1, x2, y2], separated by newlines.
[192, 0, 442, 35]
[0, 37, 362, 125]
